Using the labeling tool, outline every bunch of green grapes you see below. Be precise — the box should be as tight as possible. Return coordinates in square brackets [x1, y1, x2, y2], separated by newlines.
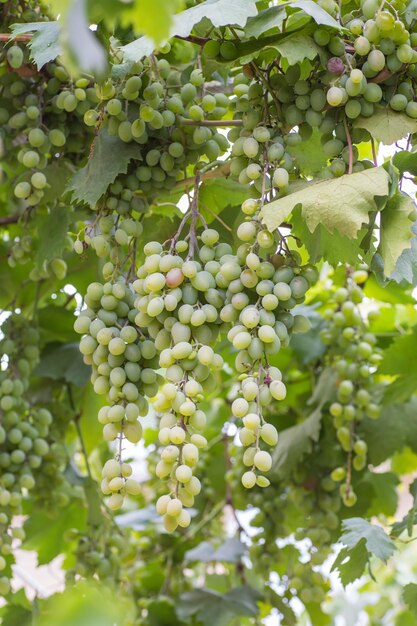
[66, 525, 134, 583]
[82, 57, 230, 197]
[320, 269, 382, 506]
[0, 314, 53, 594]
[0, 61, 95, 212]
[74, 279, 161, 510]
[217, 197, 317, 486]
[133, 224, 230, 531]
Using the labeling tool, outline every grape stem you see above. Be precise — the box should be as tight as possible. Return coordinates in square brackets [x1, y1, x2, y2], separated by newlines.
[67, 384, 93, 479]
[0, 33, 32, 41]
[174, 162, 230, 191]
[0, 214, 19, 226]
[343, 117, 354, 175]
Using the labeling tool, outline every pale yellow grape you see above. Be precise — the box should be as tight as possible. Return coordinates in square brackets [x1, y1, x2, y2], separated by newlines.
[256, 476, 271, 487]
[254, 450, 272, 472]
[260, 423, 278, 446]
[125, 478, 141, 495]
[270, 380, 287, 400]
[170, 426, 186, 444]
[161, 445, 180, 462]
[239, 427, 257, 446]
[233, 331, 252, 350]
[177, 509, 191, 528]
[242, 381, 259, 401]
[175, 464, 193, 483]
[185, 475, 201, 495]
[156, 460, 172, 478]
[158, 427, 171, 445]
[240, 306, 260, 329]
[243, 413, 261, 430]
[182, 443, 199, 466]
[163, 515, 178, 532]
[258, 325, 276, 343]
[109, 477, 124, 491]
[102, 459, 121, 479]
[232, 398, 249, 418]
[166, 498, 183, 517]
[103, 423, 119, 441]
[156, 494, 171, 515]
[180, 400, 196, 416]
[242, 471, 257, 488]
[190, 434, 207, 448]
[107, 493, 124, 510]
[124, 421, 142, 443]
[243, 447, 256, 466]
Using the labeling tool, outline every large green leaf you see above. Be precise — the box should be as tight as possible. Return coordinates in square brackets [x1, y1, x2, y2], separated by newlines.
[274, 34, 321, 65]
[354, 108, 417, 144]
[35, 206, 71, 269]
[10, 22, 61, 68]
[362, 404, 417, 465]
[339, 518, 396, 562]
[379, 192, 415, 276]
[261, 167, 390, 238]
[67, 129, 140, 207]
[35, 342, 90, 387]
[391, 222, 417, 285]
[393, 150, 417, 176]
[271, 406, 323, 478]
[289, 0, 342, 28]
[331, 539, 369, 586]
[122, 0, 257, 60]
[404, 584, 417, 617]
[23, 501, 87, 564]
[177, 585, 262, 626]
[185, 538, 245, 563]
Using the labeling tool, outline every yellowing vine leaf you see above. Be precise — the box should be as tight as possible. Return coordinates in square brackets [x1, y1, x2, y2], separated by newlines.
[354, 107, 417, 144]
[261, 167, 390, 238]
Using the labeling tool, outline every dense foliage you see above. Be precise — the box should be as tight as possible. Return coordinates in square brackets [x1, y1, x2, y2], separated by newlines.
[1, 0, 417, 624]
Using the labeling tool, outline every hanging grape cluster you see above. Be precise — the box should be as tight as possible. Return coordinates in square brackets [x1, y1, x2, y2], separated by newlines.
[320, 269, 382, 506]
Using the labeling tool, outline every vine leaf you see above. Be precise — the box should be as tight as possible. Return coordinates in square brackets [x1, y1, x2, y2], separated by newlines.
[354, 107, 417, 144]
[23, 502, 87, 565]
[35, 205, 70, 268]
[339, 518, 396, 562]
[331, 539, 369, 586]
[35, 342, 90, 387]
[177, 585, 262, 626]
[244, 6, 287, 38]
[185, 537, 245, 563]
[122, 0, 257, 60]
[274, 34, 321, 65]
[271, 406, 323, 478]
[379, 331, 417, 404]
[261, 167, 390, 238]
[289, 0, 342, 29]
[393, 150, 417, 176]
[10, 22, 61, 68]
[403, 584, 417, 616]
[67, 129, 140, 207]
[391, 222, 417, 285]
[379, 192, 415, 276]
